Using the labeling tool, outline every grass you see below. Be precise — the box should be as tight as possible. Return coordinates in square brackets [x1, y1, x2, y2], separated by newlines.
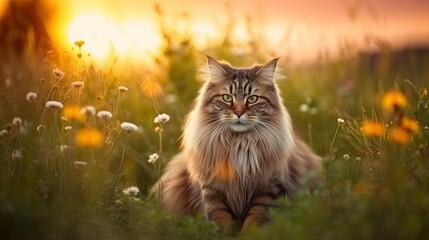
[1, 7, 429, 240]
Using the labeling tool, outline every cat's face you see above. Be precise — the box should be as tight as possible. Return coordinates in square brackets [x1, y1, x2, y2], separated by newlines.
[201, 57, 281, 133]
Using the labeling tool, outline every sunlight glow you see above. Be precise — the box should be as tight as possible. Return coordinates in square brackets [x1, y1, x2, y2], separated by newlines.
[67, 12, 163, 61]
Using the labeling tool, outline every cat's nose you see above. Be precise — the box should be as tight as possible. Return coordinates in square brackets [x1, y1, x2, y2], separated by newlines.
[234, 110, 244, 118]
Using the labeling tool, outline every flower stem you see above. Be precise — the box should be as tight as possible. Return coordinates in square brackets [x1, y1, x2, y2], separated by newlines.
[329, 123, 341, 159]
[111, 133, 128, 196]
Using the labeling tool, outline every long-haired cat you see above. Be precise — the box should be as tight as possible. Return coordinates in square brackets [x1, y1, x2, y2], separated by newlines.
[153, 56, 322, 233]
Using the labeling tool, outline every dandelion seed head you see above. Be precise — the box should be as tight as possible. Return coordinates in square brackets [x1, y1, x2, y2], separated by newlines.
[45, 101, 64, 109]
[26, 92, 37, 102]
[154, 113, 170, 124]
[120, 122, 138, 133]
[337, 118, 345, 124]
[12, 117, 22, 126]
[122, 186, 140, 196]
[72, 81, 84, 88]
[97, 110, 113, 119]
[343, 154, 350, 160]
[53, 68, 65, 79]
[80, 106, 96, 116]
[118, 86, 128, 92]
[299, 103, 309, 113]
[65, 126, 73, 131]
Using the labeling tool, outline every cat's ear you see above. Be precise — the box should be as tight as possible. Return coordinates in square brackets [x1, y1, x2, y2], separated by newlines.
[256, 58, 279, 82]
[206, 56, 227, 82]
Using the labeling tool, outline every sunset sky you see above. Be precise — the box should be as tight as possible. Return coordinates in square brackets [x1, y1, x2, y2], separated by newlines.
[4, 0, 428, 63]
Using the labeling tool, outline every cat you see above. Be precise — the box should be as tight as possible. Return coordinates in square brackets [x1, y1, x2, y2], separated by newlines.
[152, 56, 322, 233]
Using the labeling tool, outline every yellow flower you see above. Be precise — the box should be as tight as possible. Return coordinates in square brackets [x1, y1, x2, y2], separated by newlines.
[353, 181, 373, 195]
[380, 90, 408, 114]
[390, 126, 411, 145]
[361, 120, 385, 137]
[62, 105, 84, 121]
[75, 128, 104, 148]
[400, 117, 419, 133]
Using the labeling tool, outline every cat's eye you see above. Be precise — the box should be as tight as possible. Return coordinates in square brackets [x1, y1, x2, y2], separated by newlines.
[222, 94, 233, 102]
[246, 95, 259, 104]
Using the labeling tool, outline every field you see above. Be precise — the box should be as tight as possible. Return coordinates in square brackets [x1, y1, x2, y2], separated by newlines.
[1, 8, 429, 240]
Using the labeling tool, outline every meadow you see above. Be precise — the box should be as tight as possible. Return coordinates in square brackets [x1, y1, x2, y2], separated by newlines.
[1, 9, 429, 240]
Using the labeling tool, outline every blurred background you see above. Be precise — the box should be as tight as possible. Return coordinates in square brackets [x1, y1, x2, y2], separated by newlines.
[1, 0, 429, 64]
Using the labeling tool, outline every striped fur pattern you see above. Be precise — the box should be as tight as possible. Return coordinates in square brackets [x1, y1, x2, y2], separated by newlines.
[153, 57, 322, 233]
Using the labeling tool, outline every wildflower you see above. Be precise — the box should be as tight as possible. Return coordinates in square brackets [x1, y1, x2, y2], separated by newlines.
[73, 161, 88, 169]
[12, 117, 22, 126]
[71, 81, 84, 89]
[122, 186, 140, 196]
[390, 126, 411, 145]
[12, 149, 22, 159]
[118, 86, 128, 92]
[36, 125, 45, 132]
[154, 113, 170, 124]
[64, 126, 73, 131]
[80, 106, 96, 116]
[337, 118, 345, 124]
[154, 126, 163, 133]
[299, 103, 309, 113]
[74, 40, 85, 47]
[45, 100, 64, 109]
[61, 116, 68, 122]
[148, 153, 159, 164]
[120, 122, 138, 133]
[53, 68, 65, 79]
[343, 154, 350, 160]
[0, 129, 8, 136]
[59, 145, 71, 153]
[75, 128, 104, 148]
[425, 126, 429, 132]
[361, 120, 385, 137]
[26, 92, 37, 102]
[381, 90, 407, 114]
[62, 105, 84, 121]
[399, 117, 419, 133]
[97, 110, 113, 119]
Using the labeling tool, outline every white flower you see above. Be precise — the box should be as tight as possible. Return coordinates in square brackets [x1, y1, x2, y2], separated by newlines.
[337, 118, 345, 124]
[0, 129, 8, 136]
[73, 161, 87, 168]
[118, 86, 128, 92]
[97, 110, 113, 119]
[343, 154, 350, 160]
[64, 126, 73, 131]
[299, 103, 309, 113]
[154, 113, 170, 124]
[12, 117, 22, 125]
[53, 68, 65, 79]
[45, 101, 64, 109]
[60, 145, 71, 153]
[72, 81, 84, 88]
[12, 149, 22, 159]
[36, 125, 45, 132]
[122, 186, 140, 196]
[148, 153, 159, 164]
[80, 106, 96, 116]
[120, 122, 138, 133]
[26, 92, 37, 102]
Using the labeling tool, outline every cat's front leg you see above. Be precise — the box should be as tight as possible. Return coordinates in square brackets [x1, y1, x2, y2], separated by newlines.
[241, 192, 277, 232]
[201, 184, 234, 233]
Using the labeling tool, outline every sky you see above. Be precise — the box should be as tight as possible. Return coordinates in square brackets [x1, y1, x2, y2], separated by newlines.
[6, 0, 428, 63]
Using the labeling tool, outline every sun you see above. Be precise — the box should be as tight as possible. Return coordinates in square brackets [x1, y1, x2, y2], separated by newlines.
[67, 12, 163, 61]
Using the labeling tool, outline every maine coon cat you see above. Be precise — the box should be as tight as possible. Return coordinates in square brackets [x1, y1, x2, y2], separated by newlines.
[153, 56, 322, 232]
